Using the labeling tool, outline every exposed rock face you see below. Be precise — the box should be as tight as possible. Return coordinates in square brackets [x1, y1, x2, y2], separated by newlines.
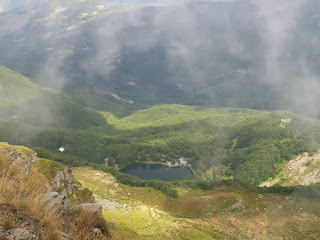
[260, 152, 320, 187]
[7, 228, 32, 240]
[0, 205, 43, 240]
[286, 152, 320, 185]
[3, 146, 37, 174]
[51, 168, 78, 197]
[0, 143, 107, 239]
[42, 192, 70, 212]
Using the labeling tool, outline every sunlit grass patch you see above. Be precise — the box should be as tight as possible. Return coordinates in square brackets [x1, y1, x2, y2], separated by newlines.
[103, 205, 176, 238]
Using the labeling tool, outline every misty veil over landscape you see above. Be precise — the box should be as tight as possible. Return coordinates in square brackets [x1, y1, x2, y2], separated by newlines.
[0, 0, 320, 239]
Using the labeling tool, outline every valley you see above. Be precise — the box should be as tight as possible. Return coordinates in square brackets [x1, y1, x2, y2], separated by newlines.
[1, 0, 320, 239]
[2, 142, 319, 239]
[1, 64, 320, 187]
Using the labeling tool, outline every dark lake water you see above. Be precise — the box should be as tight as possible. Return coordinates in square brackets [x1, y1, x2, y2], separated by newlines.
[121, 163, 193, 181]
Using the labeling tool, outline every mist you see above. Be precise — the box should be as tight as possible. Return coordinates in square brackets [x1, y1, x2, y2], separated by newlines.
[0, 0, 320, 119]
[1, 0, 320, 214]
[41, 0, 319, 117]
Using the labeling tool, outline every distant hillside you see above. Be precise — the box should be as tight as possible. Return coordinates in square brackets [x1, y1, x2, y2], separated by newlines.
[1, 66, 320, 188]
[1, 0, 320, 117]
[15, 102, 320, 185]
[0, 65, 40, 107]
[0, 0, 30, 12]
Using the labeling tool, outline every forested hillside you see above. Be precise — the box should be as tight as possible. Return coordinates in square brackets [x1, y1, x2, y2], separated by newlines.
[1, 1, 320, 239]
[1, 66, 320, 186]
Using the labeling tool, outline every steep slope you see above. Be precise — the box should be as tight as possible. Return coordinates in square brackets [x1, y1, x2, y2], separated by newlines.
[4, 142, 319, 239]
[0, 65, 110, 129]
[0, 142, 110, 239]
[72, 166, 320, 240]
[0, 65, 40, 107]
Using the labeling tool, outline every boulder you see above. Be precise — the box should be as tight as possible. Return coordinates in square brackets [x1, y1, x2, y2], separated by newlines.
[93, 228, 102, 235]
[42, 192, 70, 211]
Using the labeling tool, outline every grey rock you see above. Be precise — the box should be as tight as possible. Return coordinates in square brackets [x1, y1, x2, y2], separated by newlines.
[51, 168, 78, 197]
[6, 147, 37, 174]
[42, 192, 70, 211]
[93, 228, 102, 235]
[0, 205, 43, 239]
[7, 228, 30, 240]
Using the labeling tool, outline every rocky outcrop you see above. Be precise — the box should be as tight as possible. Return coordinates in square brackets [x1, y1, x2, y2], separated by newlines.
[42, 192, 70, 212]
[0, 205, 43, 240]
[51, 168, 78, 197]
[260, 152, 320, 187]
[0, 143, 108, 239]
[48, 167, 95, 204]
[2, 145, 37, 174]
[2, 143, 78, 198]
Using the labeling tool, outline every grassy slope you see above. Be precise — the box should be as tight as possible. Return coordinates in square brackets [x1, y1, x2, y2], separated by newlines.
[112, 105, 260, 130]
[73, 166, 320, 240]
[0, 65, 40, 107]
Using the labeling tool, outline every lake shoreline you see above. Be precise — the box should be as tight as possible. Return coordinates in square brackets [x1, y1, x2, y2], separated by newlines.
[124, 161, 196, 176]
[121, 162, 195, 181]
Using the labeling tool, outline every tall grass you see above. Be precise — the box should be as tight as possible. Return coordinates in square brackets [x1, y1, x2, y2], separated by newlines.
[0, 151, 61, 239]
[0, 149, 110, 240]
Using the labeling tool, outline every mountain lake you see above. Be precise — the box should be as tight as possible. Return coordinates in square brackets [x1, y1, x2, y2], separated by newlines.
[121, 163, 193, 181]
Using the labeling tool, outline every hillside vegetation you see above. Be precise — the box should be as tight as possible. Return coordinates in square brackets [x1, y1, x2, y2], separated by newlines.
[72, 166, 320, 240]
[0, 66, 40, 107]
[2, 143, 319, 239]
[33, 105, 320, 185]
[1, 66, 320, 187]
